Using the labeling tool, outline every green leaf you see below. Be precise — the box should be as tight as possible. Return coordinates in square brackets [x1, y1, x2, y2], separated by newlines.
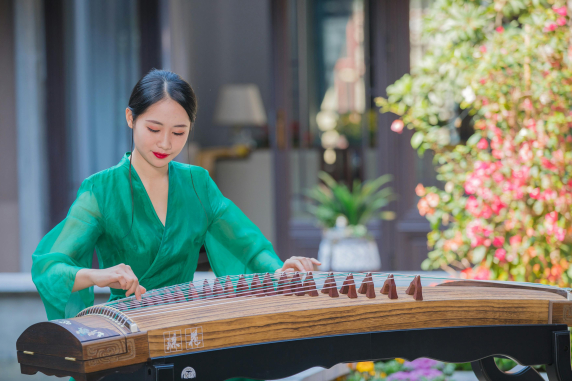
[471, 246, 487, 264]
[466, 132, 482, 147]
[532, 200, 544, 215]
[411, 131, 425, 149]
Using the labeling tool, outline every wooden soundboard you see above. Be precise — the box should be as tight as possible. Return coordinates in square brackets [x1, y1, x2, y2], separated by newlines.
[16, 273, 572, 381]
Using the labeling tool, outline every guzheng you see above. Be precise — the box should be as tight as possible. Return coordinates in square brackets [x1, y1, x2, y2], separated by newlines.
[16, 272, 572, 381]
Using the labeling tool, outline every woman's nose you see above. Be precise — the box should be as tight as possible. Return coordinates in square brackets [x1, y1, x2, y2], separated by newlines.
[157, 131, 172, 150]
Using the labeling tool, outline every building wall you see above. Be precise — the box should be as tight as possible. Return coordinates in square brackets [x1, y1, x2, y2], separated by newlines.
[0, 0, 20, 272]
[215, 150, 275, 244]
[176, 0, 272, 149]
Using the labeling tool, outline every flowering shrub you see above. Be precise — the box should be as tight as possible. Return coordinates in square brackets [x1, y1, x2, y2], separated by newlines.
[375, 0, 572, 286]
[346, 358, 455, 381]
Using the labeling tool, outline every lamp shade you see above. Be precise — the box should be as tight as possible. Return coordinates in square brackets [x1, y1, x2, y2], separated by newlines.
[213, 84, 267, 126]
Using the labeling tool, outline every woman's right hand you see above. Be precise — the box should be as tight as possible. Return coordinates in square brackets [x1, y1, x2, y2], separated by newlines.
[74, 264, 146, 300]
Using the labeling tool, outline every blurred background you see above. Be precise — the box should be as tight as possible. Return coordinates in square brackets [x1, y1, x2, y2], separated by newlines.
[0, 0, 438, 379]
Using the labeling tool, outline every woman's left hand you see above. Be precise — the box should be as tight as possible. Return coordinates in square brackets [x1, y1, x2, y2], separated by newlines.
[275, 256, 321, 273]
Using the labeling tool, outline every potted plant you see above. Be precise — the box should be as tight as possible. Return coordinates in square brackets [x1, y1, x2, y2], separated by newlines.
[305, 171, 396, 272]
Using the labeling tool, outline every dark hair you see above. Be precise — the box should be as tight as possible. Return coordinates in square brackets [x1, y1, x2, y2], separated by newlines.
[123, 69, 206, 238]
[128, 69, 197, 125]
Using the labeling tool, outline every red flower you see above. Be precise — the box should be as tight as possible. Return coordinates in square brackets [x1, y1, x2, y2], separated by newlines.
[391, 119, 404, 134]
[496, 26, 504, 33]
[477, 138, 488, 150]
[544, 23, 557, 32]
[480, 204, 493, 219]
[461, 268, 473, 279]
[474, 267, 491, 280]
[493, 236, 505, 248]
[495, 248, 507, 262]
[491, 196, 506, 214]
[546, 211, 558, 224]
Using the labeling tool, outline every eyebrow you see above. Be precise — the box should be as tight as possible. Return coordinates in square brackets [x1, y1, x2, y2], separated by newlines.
[145, 119, 188, 128]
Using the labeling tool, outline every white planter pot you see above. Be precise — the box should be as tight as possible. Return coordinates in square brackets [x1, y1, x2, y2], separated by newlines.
[317, 228, 381, 272]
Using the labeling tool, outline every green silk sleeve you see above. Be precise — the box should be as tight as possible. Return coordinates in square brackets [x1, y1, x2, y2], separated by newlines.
[32, 179, 104, 321]
[203, 174, 284, 277]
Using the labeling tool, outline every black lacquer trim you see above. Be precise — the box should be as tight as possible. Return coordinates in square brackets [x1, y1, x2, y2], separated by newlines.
[25, 325, 572, 381]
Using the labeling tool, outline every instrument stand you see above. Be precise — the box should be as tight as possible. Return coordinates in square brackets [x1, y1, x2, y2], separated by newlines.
[85, 324, 572, 381]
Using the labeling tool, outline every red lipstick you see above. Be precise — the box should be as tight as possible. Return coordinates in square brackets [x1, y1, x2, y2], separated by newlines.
[153, 152, 169, 159]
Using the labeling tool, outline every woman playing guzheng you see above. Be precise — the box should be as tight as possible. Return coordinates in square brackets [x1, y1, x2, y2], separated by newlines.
[32, 69, 319, 322]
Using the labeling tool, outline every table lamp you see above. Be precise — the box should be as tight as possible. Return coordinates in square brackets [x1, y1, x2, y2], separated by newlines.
[213, 84, 267, 147]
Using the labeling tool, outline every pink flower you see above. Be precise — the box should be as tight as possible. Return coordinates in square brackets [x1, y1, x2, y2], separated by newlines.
[466, 196, 480, 217]
[495, 248, 507, 262]
[426, 193, 440, 207]
[557, 17, 567, 26]
[556, 227, 566, 242]
[496, 26, 504, 33]
[523, 98, 533, 110]
[493, 236, 505, 248]
[530, 188, 541, 199]
[480, 45, 487, 53]
[546, 211, 558, 224]
[391, 119, 404, 134]
[509, 235, 522, 247]
[415, 183, 426, 197]
[482, 226, 493, 237]
[491, 197, 506, 214]
[554, 6, 567, 16]
[519, 144, 533, 162]
[477, 138, 489, 150]
[545, 23, 557, 32]
[474, 267, 491, 280]
[541, 158, 557, 171]
[543, 189, 557, 200]
[464, 175, 482, 195]
[553, 149, 564, 162]
[480, 204, 493, 219]
[492, 172, 504, 183]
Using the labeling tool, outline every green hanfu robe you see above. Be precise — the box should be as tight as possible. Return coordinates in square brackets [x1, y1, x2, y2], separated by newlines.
[32, 152, 284, 321]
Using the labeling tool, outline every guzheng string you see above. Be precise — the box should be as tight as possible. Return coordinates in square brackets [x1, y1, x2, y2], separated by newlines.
[106, 271, 370, 317]
[110, 272, 445, 319]
[109, 272, 339, 316]
[101, 271, 566, 320]
[108, 271, 379, 310]
[114, 270, 563, 314]
[106, 271, 436, 310]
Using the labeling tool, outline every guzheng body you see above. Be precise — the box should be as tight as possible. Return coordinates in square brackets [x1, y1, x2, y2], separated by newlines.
[16, 272, 572, 381]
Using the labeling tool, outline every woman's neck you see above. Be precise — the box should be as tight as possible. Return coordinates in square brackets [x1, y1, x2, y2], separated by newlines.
[130, 149, 169, 181]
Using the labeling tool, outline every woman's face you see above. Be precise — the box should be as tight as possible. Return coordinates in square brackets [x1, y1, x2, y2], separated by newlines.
[126, 97, 191, 169]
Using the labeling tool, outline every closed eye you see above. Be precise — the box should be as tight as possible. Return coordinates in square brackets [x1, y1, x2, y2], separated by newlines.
[174, 132, 185, 136]
[147, 127, 159, 133]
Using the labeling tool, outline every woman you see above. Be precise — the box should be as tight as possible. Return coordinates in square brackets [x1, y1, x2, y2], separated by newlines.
[32, 69, 319, 321]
